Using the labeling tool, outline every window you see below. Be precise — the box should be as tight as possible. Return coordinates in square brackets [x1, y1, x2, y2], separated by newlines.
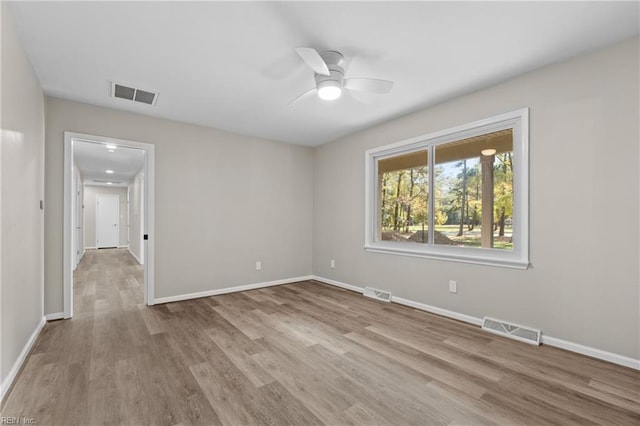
[365, 109, 529, 269]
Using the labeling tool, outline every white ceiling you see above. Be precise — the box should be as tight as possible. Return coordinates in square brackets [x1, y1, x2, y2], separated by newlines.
[74, 140, 144, 187]
[9, 1, 639, 146]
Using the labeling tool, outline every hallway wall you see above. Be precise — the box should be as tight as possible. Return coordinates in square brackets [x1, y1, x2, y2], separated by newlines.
[1, 3, 45, 399]
[128, 169, 144, 264]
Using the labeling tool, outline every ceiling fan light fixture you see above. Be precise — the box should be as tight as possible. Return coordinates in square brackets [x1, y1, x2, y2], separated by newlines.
[317, 81, 342, 101]
[290, 47, 392, 106]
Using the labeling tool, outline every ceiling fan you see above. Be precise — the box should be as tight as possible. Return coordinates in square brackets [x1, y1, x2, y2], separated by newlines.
[289, 47, 394, 105]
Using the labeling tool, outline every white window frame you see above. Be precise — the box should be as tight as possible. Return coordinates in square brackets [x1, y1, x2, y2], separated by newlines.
[364, 108, 529, 269]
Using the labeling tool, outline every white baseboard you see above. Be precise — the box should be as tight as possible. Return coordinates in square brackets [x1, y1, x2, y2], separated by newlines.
[45, 312, 64, 321]
[128, 248, 143, 265]
[310, 276, 365, 293]
[118, 245, 129, 249]
[152, 275, 314, 305]
[1, 316, 46, 402]
[84, 246, 97, 250]
[310, 276, 482, 326]
[391, 295, 484, 327]
[312, 275, 639, 371]
[540, 336, 640, 370]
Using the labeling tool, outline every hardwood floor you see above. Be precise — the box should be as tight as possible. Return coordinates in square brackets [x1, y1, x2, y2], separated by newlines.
[3, 248, 639, 425]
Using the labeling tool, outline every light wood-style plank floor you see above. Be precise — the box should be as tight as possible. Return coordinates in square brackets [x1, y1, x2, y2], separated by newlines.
[3, 248, 639, 425]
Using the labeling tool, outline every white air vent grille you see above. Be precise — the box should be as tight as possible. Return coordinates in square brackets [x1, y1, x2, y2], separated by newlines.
[363, 287, 392, 302]
[482, 317, 541, 345]
[111, 82, 158, 106]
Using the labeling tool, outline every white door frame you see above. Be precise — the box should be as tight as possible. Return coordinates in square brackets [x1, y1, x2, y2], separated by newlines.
[64, 131, 155, 318]
[72, 167, 83, 270]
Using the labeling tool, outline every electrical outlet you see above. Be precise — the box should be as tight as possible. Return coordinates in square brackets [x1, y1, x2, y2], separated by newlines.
[330, 259, 335, 268]
[449, 280, 457, 293]
[256, 261, 262, 271]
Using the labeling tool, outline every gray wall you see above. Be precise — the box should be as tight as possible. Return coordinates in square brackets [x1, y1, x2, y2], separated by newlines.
[44, 98, 314, 313]
[313, 37, 639, 359]
[83, 185, 129, 248]
[1, 3, 45, 393]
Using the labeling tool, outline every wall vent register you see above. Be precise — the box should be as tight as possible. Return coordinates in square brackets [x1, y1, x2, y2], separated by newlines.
[482, 316, 541, 345]
[363, 287, 392, 302]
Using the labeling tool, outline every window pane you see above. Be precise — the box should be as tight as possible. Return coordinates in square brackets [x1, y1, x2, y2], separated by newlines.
[365, 109, 528, 268]
[377, 149, 429, 243]
[434, 129, 514, 250]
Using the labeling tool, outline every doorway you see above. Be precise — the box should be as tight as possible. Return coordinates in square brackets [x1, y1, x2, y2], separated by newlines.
[96, 194, 120, 248]
[63, 132, 155, 318]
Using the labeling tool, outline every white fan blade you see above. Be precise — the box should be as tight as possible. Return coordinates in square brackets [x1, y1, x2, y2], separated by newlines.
[288, 87, 317, 106]
[344, 78, 394, 94]
[295, 47, 330, 76]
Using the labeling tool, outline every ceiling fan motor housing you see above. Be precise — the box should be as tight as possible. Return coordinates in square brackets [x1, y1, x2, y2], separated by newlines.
[315, 51, 345, 88]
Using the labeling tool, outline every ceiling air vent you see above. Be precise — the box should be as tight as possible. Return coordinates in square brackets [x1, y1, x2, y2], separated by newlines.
[111, 82, 158, 106]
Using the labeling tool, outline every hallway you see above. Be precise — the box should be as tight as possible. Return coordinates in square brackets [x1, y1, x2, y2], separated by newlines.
[74, 248, 144, 316]
[2, 249, 152, 424]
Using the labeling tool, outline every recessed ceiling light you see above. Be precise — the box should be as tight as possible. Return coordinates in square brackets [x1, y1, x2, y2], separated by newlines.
[481, 148, 497, 156]
[106, 182, 113, 185]
[106, 170, 114, 174]
[106, 144, 117, 150]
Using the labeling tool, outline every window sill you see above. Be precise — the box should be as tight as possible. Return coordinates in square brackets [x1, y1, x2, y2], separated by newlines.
[364, 242, 529, 269]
